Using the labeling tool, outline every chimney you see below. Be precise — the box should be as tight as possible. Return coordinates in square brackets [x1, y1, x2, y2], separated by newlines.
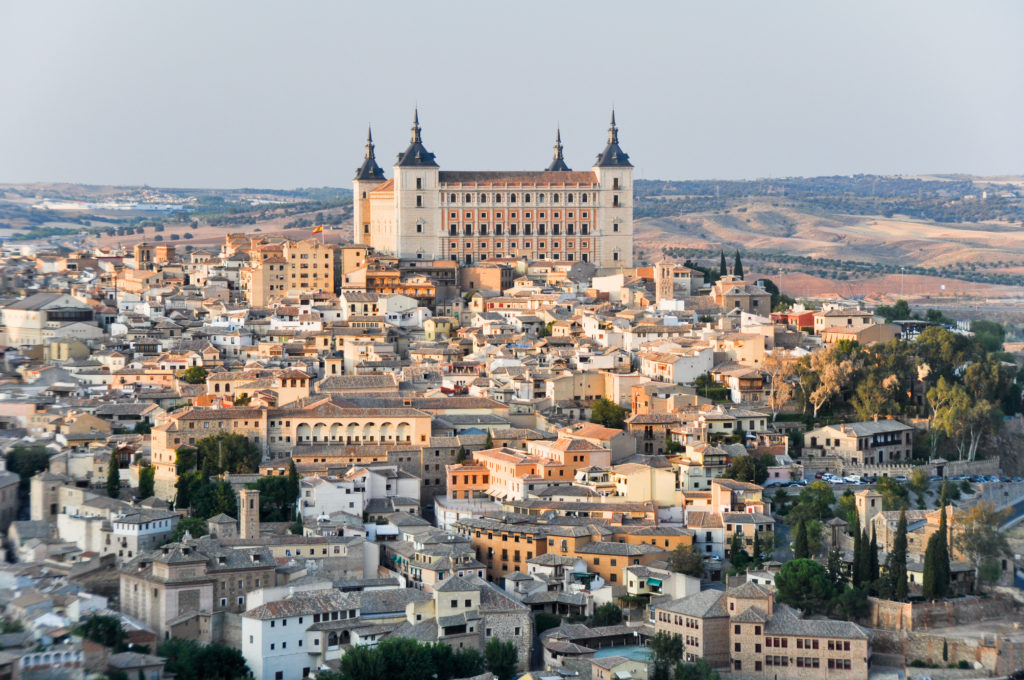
[873, 414, 879, 422]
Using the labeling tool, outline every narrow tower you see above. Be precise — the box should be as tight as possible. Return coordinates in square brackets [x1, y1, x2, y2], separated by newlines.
[592, 110, 635, 268]
[239, 488, 260, 540]
[546, 128, 571, 171]
[353, 125, 387, 246]
[393, 109, 441, 259]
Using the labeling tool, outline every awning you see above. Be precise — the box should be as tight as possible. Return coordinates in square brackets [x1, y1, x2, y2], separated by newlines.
[647, 578, 662, 587]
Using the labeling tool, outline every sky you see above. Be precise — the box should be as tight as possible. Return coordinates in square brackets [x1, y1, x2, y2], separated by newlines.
[1, 1, 1022, 188]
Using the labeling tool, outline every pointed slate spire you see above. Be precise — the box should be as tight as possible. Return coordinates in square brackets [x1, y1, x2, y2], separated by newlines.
[595, 108, 632, 167]
[411, 108, 422, 143]
[546, 127, 571, 172]
[354, 125, 386, 180]
[397, 108, 437, 167]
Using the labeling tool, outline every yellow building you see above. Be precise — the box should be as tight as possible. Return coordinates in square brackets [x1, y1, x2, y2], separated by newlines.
[240, 239, 340, 307]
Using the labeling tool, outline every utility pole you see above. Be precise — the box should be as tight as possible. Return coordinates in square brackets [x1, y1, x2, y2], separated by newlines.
[900, 267, 905, 299]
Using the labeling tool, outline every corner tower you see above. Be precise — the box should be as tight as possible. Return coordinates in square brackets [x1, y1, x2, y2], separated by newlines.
[392, 109, 442, 259]
[592, 110, 634, 269]
[239, 488, 260, 540]
[546, 128, 571, 171]
[353, 126, 386, 247]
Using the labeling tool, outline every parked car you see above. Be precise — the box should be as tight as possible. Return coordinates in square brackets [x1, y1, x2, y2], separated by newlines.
[893, 475, 908, 482]
[814, 472, 824, 479]
[844, 475, 863, 484]
[929, 475, 943, 482]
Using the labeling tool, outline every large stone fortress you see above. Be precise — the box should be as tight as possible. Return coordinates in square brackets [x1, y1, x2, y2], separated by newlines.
[353, 111, 634, 268]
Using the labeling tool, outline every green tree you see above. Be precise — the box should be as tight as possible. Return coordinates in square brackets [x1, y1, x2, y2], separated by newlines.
[875, 476, 909, 511]
[733, 250, 743, 279]
[792, 517, 809, 559]
[833, 586, 869, 620]
[668, 544, 706, 577]
[751, 530, 763, 564]
[650, 631, 684, 680]
[774, 558, 837, 615]
[970, 319, 1005, 353]
[719, 250, 728, 278]
[923, 488, 951, 599]
[787, 481, 835, 524]
[132, 420, 152, 435]
[247, 475, 299, 522]
[75, 614, 126, 651]
[827, 547, 847, 589]
[484, 636, 518, 680]
[171, 516, 208, 542]
[729, 532, 750, 572]
[674, 658, 720, 680]
[194, 431, 261, 476]
[7, 444, 52, 493]
[868, 526, 880, 588]
[876, 300, 912, 323]
[190, 479, 237, 519]
[851, 516, 864, 587]
[908, 467, 930, 496]
[181, 366, 208, 384]
[836, 489, 858, 525]
[590, 397, 626, 429]
[534, 612, 562, 635]
[722, 453, 774, 485]
[954, 501, 1011, 591]
[106, 456, 121, 498]
[455, 446, 469, 463]
[157, 638, 249, 680]
[138, 465, 155, 499]
[287, 460, 300, 506]
[885, 509, 909, 600]
[591, 603, 623, 627]
[484, 431, 494, 449]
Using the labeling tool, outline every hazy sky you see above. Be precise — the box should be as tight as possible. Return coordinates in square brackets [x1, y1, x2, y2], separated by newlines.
[2, 1, 1022, 188]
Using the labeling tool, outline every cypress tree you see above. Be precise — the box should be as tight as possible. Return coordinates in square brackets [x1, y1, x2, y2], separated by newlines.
[923, 490, 951, 599]
[719, 251, 728, 277]
[752, 530, 762, 564]
[869, 526, 880, 589]
[859, 528, 871, 588]
[936, 487, 951, 594]
[106, 456, 120, 499]
[792, 517, 809, 559]
[852, 515, 864, 587]
[891, 508, 909, 601]
[733, 250, 744, 279]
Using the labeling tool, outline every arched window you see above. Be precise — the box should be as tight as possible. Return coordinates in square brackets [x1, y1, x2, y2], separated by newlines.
[524, 194, 531, 203]
[581, 193, 588, 202]
[495, 194, 502, 203]
[567, 194, 574, 203]
[553, 193, 560, 202]
[538, 193, 546, 203]
[510, 194, 517, 203]
[450, 193, 456, 202]
[479, 193, 487, 203]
